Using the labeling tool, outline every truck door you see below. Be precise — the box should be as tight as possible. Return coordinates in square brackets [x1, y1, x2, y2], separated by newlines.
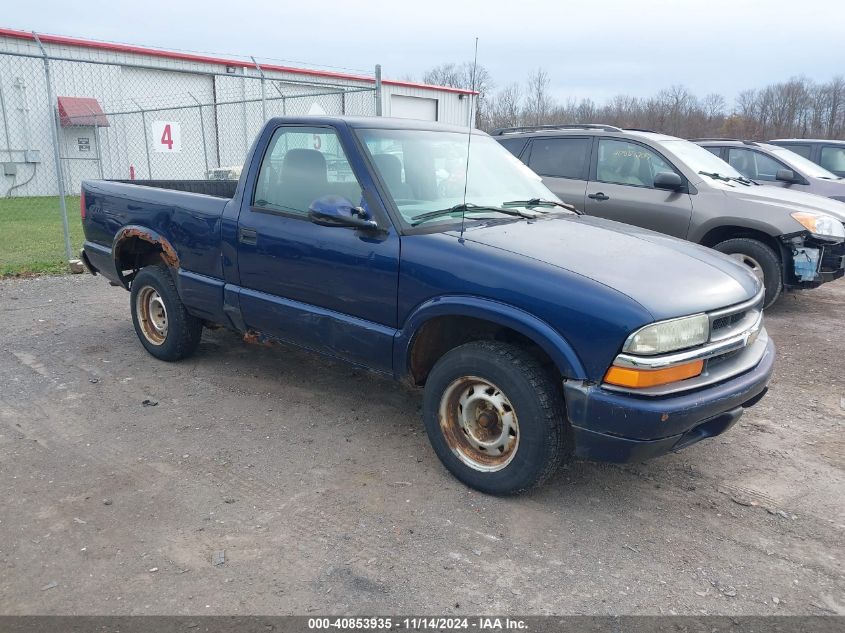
[585, 138, 693, 239]
[235, 124, 400, 373]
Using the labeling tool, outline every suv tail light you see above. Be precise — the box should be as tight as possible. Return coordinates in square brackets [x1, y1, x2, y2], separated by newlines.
[80, 191, 86, 220]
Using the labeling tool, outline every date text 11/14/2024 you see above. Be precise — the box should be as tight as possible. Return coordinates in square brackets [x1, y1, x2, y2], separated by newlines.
[307, 617, 528, 630]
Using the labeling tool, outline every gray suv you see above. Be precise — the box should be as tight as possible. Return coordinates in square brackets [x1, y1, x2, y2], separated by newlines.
[493, 124, 845, 307]
[695, 139, 845, 202]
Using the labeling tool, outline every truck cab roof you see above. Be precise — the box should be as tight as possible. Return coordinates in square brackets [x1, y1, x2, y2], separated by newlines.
[266, 115, 485, 135]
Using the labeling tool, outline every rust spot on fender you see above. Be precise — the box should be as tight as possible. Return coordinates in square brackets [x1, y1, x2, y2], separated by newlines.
[119, 228, 180, 268]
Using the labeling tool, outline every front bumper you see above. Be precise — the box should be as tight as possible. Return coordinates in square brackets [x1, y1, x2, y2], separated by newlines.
[564, 337, 775, 463]
[818, 240, 845, 283]
[788, 239, 845, 288]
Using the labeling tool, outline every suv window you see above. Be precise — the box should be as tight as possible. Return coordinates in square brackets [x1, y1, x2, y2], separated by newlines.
[727, 148, 785, 181]
[596, 139, 675, 187]
[498, 137, 528, 158]
[254, 126, 361, 214]
[784, 144, 812, 159]
[821, 146, 845, 173]
[528, 137, 590, 179]
[704, 146, 723, 158]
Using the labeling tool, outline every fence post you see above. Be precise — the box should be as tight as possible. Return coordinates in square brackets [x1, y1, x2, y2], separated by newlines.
[251, 56, 267, 122]
[33, 32, 73, 263]
[374, 64, 383, 116]
[0, 82, 12, 162]
[190, 93, 210, 176]
[94, 125, 104, 179]
[134, 100, 152, 179]
[271, 82, 286, 115]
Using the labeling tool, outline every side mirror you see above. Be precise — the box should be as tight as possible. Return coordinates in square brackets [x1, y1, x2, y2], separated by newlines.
[308, 195, 379, 230]
[654, 171, 683, 191]
[776, 168, 797, 183]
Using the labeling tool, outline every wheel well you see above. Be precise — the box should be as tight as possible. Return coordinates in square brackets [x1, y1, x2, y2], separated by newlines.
[407, 315, 555, 386]
[114, 234, 177, 287]
[698, 225, 783, 260]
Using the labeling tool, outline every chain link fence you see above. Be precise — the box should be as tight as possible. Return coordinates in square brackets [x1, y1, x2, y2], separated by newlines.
[0, 36, 380, 274]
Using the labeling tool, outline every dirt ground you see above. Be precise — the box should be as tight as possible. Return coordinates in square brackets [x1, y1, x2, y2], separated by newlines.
[0, 274, 842, 615]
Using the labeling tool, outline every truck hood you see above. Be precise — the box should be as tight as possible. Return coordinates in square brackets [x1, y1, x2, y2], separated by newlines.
[726, 183, 845, 222]
[456, 215, 760, 320]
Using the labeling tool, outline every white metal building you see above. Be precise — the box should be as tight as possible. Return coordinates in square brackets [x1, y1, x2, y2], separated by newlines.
[0, 28, 476, 197]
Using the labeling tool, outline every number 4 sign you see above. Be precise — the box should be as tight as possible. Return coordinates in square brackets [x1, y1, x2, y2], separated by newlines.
[152, 121, 182, 153]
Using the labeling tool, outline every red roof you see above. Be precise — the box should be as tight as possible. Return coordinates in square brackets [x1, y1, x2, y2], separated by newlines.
[57, 96, 109, 127]
[0, 28, 478, 96]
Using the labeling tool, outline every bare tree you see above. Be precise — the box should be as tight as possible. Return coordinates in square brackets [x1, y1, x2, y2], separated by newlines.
[423, 62, 493, 127]
[524, 68, 551, 125]
[425, 61, 845, 139]
[484, 82, 523, 130]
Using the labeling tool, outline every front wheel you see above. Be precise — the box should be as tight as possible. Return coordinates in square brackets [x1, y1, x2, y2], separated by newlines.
[130, 264, 203, 361]
[422, 341, 568, 495]
[713, 238, 783, 308]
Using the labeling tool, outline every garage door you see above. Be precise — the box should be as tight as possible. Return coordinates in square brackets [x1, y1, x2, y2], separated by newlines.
[390, 95, 438, 121]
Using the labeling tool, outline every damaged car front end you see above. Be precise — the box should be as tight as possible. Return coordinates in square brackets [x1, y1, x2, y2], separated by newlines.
[782, 213, 845, 287]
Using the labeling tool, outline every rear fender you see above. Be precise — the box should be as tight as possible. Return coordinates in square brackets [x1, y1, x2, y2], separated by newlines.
[112, 225, 180, 288]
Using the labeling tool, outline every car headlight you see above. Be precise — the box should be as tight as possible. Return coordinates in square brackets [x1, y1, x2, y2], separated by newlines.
[623, 314, 709, 356]
[791, 211, 845, 239]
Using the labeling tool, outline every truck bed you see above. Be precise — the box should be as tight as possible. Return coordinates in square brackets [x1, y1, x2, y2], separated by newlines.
[81, 179, 231, 288]
[109, 179, 237, 199]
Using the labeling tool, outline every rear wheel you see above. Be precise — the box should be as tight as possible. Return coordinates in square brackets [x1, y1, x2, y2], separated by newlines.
[130, 264, 202, 361]
[422, 341, 568, 495]
[713, 238, 782, 308]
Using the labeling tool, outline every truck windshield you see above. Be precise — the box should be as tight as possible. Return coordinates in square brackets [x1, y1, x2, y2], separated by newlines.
[658, 139, 745, 180]
[357, 128, 560, 227]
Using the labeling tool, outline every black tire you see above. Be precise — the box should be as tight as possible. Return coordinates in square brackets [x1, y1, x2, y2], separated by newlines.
[713, 238, 783, 308]
[130, 264, 202, 361]
[422, 341, 568, 495]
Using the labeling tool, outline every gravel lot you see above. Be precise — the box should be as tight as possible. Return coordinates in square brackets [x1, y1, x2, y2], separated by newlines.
[0, 274, 842, 615]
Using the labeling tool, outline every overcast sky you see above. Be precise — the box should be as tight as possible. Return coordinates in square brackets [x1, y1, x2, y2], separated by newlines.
[5, 0, 844, 106]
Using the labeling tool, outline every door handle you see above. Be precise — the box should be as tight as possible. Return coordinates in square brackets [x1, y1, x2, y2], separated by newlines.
[238, 227, 258, 245]
[588, 192, 610, 201]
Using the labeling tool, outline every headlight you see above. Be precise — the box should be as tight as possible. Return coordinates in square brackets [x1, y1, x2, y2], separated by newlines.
[791, 212, 845, 239]
[623, 314, 709, 356]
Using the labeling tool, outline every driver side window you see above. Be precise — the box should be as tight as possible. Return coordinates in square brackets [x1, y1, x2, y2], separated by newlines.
[596, 139, 676, 188]
[253, 126, 362, 215]
[728, 148, 785, 181]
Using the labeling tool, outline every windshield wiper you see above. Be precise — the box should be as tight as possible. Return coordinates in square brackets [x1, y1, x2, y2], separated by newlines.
[501, 198, 581, 214]
[410, 203, 539, 227]
[697, 171, 755, 186]
[698, 171, 731, 182]
[730, 175, 755, 185]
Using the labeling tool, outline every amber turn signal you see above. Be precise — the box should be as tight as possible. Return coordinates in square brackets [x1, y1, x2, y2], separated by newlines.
[604, 360, 704, 389]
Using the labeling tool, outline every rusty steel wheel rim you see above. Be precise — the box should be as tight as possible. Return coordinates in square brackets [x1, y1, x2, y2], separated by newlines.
[136, 286, 168, 346]
[438, 376, 520, 472]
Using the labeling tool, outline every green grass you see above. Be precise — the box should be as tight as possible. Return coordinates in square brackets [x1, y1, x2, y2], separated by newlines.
[0, 195, 84, 277]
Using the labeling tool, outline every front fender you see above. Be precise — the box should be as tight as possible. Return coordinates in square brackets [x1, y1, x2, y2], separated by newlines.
[394, 295, 587, 381]
[689, 216, 784, 245]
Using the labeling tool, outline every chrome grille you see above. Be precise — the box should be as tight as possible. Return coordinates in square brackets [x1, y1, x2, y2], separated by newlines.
[712, 311, 746, 332]
[707, 289, 764, 343]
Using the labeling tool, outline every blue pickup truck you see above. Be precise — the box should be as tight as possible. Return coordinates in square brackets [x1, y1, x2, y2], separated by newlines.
[80, 116, 775, 495]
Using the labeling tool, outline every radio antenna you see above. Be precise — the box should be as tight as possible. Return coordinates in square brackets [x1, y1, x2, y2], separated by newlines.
[460, 37, 479, 237]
